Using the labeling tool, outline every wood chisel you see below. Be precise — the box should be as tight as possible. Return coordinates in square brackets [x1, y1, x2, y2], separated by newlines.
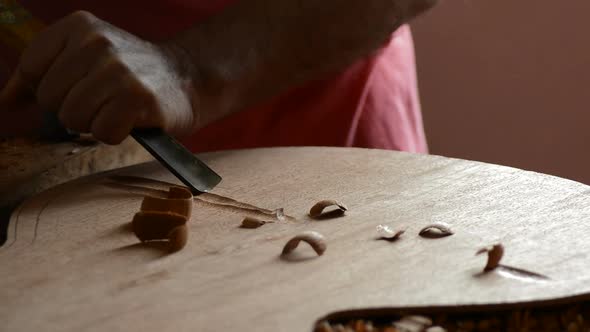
[0, 0, 222, 193]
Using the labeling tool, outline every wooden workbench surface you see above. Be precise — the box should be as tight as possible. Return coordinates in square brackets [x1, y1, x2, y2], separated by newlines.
[0, 137, 151, 207]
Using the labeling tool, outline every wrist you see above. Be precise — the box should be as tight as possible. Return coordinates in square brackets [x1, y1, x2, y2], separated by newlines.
[159, 36, 237, 131]
[155, 40, 199, 132]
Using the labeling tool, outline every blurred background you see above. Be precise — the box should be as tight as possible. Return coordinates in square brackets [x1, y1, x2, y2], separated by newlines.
[410, 0, 590, 184]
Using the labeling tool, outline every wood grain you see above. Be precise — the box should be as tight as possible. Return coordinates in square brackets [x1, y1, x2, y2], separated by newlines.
[1, 147, 590, 332]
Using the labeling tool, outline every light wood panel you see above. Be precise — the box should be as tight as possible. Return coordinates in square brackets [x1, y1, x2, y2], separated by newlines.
[2, 147, 590, 332]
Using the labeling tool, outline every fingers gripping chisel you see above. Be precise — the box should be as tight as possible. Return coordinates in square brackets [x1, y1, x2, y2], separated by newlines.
[0, 1, 222, 193]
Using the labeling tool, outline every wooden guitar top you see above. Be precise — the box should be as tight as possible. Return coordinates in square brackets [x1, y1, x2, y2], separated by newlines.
[1, 147, 590, 331]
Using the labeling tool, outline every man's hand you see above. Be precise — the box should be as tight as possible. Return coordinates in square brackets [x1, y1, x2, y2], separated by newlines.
[0, 0, 437, 144]
[0, 11, 196, 144]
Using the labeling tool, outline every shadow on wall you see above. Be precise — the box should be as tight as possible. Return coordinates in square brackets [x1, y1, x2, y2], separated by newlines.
[411, 0, 590, 184]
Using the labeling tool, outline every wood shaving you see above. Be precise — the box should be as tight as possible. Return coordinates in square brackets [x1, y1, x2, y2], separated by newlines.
[240, 217, 275, 229]
[131, 186, 193, 253]
[315, 303, 590, 332]
[393, 321, 424, 332]
[476, 243, 504, 271]
[108, 175, 295, 220]
[402, 315, 433, 327]
[418, 222, 453, 238]
[377, 224, 406, 241]
[140, 186, 193, 218]
[425, 327, 446, 332]
[132, 211, 186, 242]
[309, 200, 348, 219]
[317, 316, 444, 332]
[394, 315, 433, 331]
[281, 231, 327, 256]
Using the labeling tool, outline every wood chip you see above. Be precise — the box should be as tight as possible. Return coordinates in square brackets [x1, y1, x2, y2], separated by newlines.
[281, 231, 327, 256]
[309, 200, 348, 219]
[240, 216, 275, 229]
[377, 224, 406, 241]
[418, 222, 453, 238]
[476, 243, 504, 271]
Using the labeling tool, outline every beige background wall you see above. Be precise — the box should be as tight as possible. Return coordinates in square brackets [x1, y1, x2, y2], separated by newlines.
[410, 0, 590, 184]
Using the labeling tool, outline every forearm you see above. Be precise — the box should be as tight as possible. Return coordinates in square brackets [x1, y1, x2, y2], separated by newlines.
[169, 0, 437, 127]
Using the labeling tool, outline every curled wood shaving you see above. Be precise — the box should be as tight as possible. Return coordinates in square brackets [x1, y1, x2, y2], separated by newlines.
[132, 211, 186, 242]
[281, 231, 327, 256]
[240, 217, 275, 229]
[476, 243, 504, 271]
[140, 186, 193, 218]
[418, 222, 453, 238]
[131, 186, 194, 253]
[376, 224, 406, 241]
[309, 200, 348, 219]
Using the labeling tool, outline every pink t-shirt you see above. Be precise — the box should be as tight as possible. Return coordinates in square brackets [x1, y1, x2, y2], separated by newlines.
[16, 0, 428, 153]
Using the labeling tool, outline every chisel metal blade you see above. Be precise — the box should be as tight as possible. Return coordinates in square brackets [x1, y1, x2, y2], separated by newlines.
[131, 128, 222, 194]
